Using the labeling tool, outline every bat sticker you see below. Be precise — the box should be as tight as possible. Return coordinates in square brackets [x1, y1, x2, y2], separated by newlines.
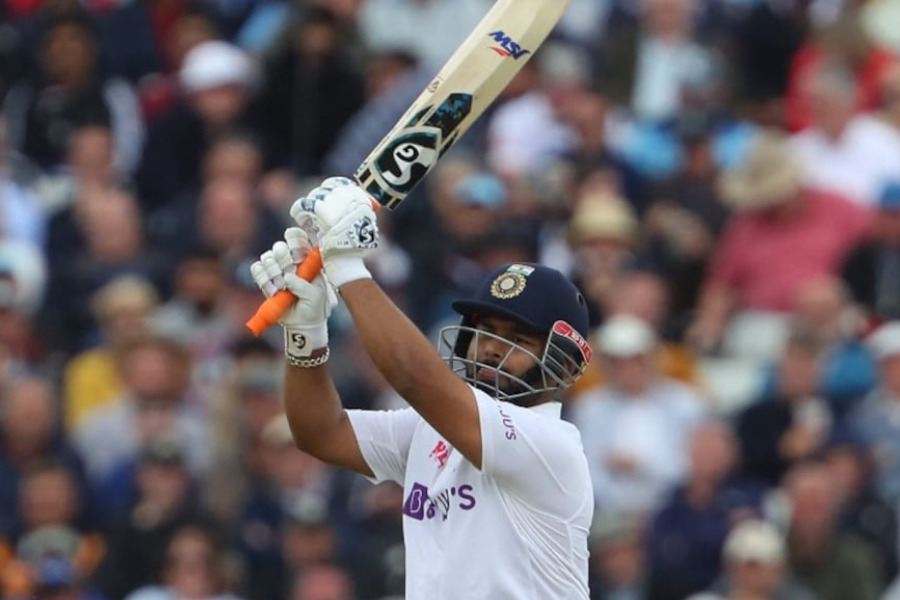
[369, 93, 473, 208]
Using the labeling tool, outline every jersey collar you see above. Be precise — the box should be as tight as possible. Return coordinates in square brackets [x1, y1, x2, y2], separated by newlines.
[529, 401, 562, 419]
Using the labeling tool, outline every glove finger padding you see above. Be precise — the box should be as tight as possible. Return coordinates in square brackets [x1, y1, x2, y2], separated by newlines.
[250, 260, 279, 298]
[285, 227, 311, 263]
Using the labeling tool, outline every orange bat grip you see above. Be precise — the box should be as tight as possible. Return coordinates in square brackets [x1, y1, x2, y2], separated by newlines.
[245, 199, 380, 336]
[245, 247, 324, 336]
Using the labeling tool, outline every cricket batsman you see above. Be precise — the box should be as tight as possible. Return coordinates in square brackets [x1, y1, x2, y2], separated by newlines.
[251, 177, 595, 599]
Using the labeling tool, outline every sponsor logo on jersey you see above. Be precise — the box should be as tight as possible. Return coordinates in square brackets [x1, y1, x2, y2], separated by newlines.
[430, 440, 451, 468]
[403, 482, 476, 521]
[488, 31, 532, 60]
[498, 407, 517, 441]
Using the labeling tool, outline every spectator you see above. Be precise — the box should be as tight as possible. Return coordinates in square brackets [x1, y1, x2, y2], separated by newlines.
[150, 247, 233, 406]
[251, 8, 366, 176]
[1, 525, 107, 600]
[823, 436, 899, 583]
[595, 0, 718, 123]
[0, 120, 44, 247]
[289, 563, 356, 600]
[789, 59, 900, 208]
[96, 440, 215, 600]
[123, 523, 244, 600]
[689, 130, 870, 363]
[573, 270, 701, 397]
[587, 512, 647, 600]
[238, 415, 351, 600]
[781, 461, 883, 600]
[841, 182, 900, 323]
[784, 277, 875, 412]
[0, 250, 49, 373]
[543, 48, 648, 212]
[644, 111, 734, 319]
[737, 326, 834, 487]
[851, 321, 900, 505]
[646, 421, 764, 600]
[73, 337, 208, 486]
[685, 519, 818, 600]
[785, 12, 897, 133]
[484, 45, 576, 179]
[1, 9, 144, 174]
[41, 186, 169, 354]
[63, 275, 159, 431]
[135, 40, 258, 212]
[566, 192, 642, 327]
[38, 123, 128, 218]
[0, 377, 87, 538]
[202, 337, 283, 522]
[569, 315, 705, 516]
[149, 178, 283, 280]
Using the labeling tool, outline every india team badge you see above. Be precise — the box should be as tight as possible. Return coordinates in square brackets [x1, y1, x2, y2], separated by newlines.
[490, 264, 534, 299]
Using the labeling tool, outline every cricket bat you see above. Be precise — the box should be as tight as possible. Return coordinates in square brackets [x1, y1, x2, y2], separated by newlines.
[246, 0, 573, 335]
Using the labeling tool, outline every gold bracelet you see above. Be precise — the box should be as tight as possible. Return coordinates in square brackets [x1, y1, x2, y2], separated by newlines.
[286, 347, 330, 369]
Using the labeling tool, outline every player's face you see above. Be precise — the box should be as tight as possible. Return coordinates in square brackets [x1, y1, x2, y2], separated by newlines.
[466, 315, 546, 401]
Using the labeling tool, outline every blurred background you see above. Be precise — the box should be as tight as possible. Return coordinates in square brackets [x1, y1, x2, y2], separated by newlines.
[1, 0, 900, 598]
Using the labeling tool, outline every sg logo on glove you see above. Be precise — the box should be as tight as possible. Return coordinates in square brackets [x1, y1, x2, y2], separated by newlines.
[290, 332, 308, 349]
[352, 217, 378, 248]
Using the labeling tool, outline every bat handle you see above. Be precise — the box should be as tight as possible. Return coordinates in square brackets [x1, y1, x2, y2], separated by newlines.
[245, 247, 324, 336]
[245, 198, 381, 336]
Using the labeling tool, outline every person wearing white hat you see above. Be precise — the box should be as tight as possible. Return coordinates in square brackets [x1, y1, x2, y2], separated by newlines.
[685, 520, 817, 600]
[136, 40, 260, 212]
[568, 314, 706, 516]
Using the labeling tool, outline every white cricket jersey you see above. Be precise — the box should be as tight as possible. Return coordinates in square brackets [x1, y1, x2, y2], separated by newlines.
[347, 385, 593, 600]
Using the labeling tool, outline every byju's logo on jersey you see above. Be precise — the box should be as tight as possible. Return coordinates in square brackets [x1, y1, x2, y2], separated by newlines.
[488, 31, 532, 60]
[403, 482, 476, 521]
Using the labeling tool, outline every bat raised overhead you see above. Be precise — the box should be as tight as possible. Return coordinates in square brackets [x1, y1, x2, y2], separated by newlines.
[246, 0, 573, 335]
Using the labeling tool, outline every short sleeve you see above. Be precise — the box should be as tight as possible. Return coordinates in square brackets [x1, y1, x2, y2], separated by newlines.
[347, 408, 420, 485]
[474, 389, 591, 514]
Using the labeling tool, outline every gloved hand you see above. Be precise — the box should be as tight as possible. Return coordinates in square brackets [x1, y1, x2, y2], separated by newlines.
[251, 227, 337, 359]
[289, 177, 379, 288]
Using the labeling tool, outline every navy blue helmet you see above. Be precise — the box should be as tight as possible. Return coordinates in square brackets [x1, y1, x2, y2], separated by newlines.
[439, 262, 592, 402]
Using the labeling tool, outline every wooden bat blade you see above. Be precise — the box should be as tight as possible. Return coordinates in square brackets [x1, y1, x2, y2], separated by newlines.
[355, 0, 573, 209]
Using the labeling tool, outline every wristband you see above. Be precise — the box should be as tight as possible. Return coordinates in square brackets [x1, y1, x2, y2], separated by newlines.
[323, 256, 372, 289]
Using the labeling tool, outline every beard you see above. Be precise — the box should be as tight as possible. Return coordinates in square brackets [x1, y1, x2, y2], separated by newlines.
[467, 361, 547, 406]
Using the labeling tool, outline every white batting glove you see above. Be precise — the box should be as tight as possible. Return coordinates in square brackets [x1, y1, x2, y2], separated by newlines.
[289, 177, 379, 289]
[250, 227, 337, 359]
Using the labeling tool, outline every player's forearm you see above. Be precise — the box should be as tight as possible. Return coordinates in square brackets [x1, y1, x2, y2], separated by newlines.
[339, 280, 478, 437]
[340, 280, 450, 402]
[283, 351, 346, 455]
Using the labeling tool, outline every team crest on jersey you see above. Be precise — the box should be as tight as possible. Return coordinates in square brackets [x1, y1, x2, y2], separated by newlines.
[490, 272, 527, 300]
[430, 440, 450, 468]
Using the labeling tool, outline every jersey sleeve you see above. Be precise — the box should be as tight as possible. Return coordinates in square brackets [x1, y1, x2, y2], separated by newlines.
[346, 408, 420, 485]
[474, 389, 590, 514]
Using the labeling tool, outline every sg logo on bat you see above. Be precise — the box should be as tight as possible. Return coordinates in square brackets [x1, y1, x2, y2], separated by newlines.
[365, 93, 473, 208]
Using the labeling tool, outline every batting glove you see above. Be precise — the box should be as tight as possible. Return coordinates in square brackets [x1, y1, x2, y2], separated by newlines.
[289, 177, 379, 289]
[251, 227, 337, 359]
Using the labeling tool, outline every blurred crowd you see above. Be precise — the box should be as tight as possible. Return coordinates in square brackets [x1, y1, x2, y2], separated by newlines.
[2, 0, 900, 598]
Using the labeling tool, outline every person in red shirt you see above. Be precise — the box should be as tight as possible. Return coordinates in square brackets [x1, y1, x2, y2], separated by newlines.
[688, 130, 871, 355]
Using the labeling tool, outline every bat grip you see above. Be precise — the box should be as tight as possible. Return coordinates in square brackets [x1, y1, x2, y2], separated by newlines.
[245, 198, 380, 336]
[245, 247, 324, 336]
